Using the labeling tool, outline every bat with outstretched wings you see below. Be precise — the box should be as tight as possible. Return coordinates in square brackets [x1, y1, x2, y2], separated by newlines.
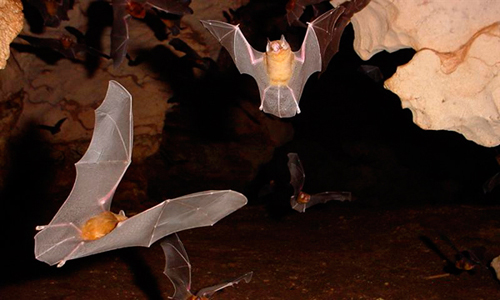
[34, 81, 247, 267]
[161, 234, 253, 299]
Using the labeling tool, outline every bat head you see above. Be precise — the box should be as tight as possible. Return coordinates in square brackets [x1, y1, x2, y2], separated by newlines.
[297, 192, 311, 204]
[266, 35, 290, 54]
[126, 0, 146, 19]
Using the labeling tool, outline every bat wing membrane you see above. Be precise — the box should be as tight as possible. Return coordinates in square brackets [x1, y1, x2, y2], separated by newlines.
[161, 234, 193, 299]
[38, 190, 247, 265]
[308, 191, 351, 209]
[200, 20, 269, 92]
[196, 271, 253, 298]
[34, 81, 132, 265]
[111, 0, 130, 68]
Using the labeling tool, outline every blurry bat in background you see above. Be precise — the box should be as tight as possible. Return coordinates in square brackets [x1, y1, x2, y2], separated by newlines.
[27, 0, 73, 27]
[18, 27, 110, 61]
[201, 0, 370, 118]
[288, 153, 351, 213]
[170, 38, 214, 71]
[111, 0, 193, 68]
[34, 81, 247, 267]
[161, 234, 253, 299]
[439, 233, 487, 272]
[38, 117, 67, 135]
[285, 0, 324, 26]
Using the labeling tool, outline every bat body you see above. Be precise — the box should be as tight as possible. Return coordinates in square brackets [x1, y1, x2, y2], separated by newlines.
[111, 0, 193, 67]
[34, 81, 247, 267]
[288, 153, 351, 212]
[161, 234, 252, 299]
[201, 8, 345, 118]
[439, 234, 487, 272]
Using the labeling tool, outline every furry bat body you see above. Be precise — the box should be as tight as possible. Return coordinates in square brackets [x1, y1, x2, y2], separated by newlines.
[111, 0, 192, 67]
[161, 234, 252, 299]
[201, 8, 345, 118]
[288, 153, 351, 212]
[34, 81, 247, 267]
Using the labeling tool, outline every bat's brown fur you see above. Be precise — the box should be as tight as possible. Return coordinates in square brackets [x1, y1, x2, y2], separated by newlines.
[80, 211, 128, 241]
[265, 40, 294, 86]
[297, 192, 311, 204]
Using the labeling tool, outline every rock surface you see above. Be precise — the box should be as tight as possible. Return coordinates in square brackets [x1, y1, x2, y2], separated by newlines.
[340, 0, 500, 146]
[0, 0, 23, 69]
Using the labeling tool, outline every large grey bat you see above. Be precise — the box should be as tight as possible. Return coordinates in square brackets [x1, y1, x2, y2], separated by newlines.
[288, 152, 351, 212]
[34, 81, 247, 267]
[161, 234, 252, 299]
[201, 8, 345, 118]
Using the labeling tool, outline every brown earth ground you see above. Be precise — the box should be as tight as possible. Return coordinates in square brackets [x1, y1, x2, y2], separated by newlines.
[2, 202, 500, 300]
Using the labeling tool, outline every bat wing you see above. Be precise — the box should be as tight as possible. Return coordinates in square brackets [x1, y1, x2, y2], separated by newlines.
[160, 234, 193, 300]
[145, 0, 193, 15]
[196, 272, 253, 298]
[287, 153, 305, 199]
[111, 0, 131, 68]
[307, 191, 352, 209]
[34, 80, 133, 266]
[36, 190, 247, 266]
[200, 20, 268, 93]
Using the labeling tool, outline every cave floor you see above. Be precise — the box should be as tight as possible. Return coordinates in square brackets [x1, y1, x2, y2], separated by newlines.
[2, 202, 500, 300]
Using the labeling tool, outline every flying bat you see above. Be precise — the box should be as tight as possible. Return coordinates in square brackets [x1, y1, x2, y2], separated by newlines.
[26, 0, 72, 27]
[111, 0, 193, 68]
[18, 27, 110, 61]
[439, 233, 487, 272]
[161, 234, 253, 299]
[288, 152, 351, 212]
[34, 81, 247, 267]
[285, 0, 324, 26]
[38, 117, 67, 135]
[201, 0, 371, 117]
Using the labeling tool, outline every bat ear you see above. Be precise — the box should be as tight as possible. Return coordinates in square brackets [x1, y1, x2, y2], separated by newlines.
[280, 34, 286, 43]
[118, 210, 126, 217]
[266, 38, 271, 52]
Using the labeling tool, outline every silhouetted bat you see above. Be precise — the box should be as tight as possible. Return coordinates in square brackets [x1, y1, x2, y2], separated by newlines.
[170, 38, 214, 71]
[34, 81, 247, 267]
[439, 234, 487, 272]
[111, 0, 193, 68]
[161, 234, 253, 299]
[27, 0, 73, 27]
[285, 0, 324, 26]
[38, 117, 67, 135]
[201, 0, 370, 118]
[288, 153, 351, 212]
[18, 27, 110, 61]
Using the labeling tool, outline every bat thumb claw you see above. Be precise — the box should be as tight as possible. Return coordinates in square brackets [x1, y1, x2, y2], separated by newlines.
[35, 225, 46, 231]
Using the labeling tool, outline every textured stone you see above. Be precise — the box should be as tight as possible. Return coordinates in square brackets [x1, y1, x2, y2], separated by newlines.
[339, 0, 500, 146]
[0, 0, 23, 69]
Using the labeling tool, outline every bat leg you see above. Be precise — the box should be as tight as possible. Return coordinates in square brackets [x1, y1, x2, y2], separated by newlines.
[286, 85, 300, 114]
[259, 86, 271, 111]
[57, 240, 85, 268]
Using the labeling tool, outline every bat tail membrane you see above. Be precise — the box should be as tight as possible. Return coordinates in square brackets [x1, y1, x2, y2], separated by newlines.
[34, 223, 83, 266]
[259, 85, 301, 118]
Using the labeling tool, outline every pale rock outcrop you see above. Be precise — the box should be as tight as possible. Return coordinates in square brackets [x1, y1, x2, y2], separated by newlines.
[0, 0, 23, 69]
[333, 0, 500, 146]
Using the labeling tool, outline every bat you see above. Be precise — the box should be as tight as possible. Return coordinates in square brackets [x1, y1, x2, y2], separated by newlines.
[18, 27, 110, 61]
[287, 152, 351, 213]
[201, 0, 371, 118]
[34, 81, 247, 267]
[38, 117, 67, 135]
[439, 233, 487, 272]
[170, 38, 214, 71]
[111, 0, 193, 68]
[161, 234, 253, 299]
[27, 0, 73, 27]
[285, 0, 324, 26]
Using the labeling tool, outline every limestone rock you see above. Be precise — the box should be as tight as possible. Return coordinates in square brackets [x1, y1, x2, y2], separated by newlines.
[340, 0, 500, 146]
[0, 0, 23, 69]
